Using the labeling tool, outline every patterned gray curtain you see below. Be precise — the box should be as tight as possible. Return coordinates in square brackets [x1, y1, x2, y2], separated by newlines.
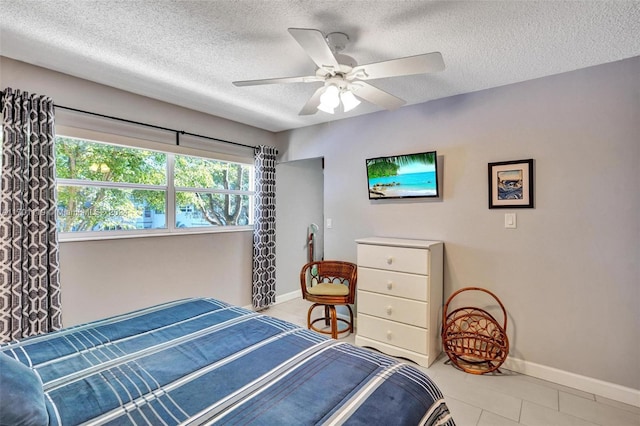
[252, 145, 277, 310]
[0, 88, 62, 342]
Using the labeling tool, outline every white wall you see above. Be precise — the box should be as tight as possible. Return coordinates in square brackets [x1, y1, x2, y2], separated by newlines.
[275, 57, 640, 392]
[60, 232, 253, 325]
[1, 57, 276, 325]
[275, 158, 324, 296]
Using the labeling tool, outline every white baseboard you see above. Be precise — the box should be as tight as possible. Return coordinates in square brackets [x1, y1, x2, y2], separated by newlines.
[242, 290, 301, 310]
[275, 289, 302, 305]
[503, 357, 640, 408]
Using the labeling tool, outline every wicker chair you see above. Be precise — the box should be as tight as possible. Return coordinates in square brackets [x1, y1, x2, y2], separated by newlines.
[300, 261, 357, 339]
[442, 287, 509, 374]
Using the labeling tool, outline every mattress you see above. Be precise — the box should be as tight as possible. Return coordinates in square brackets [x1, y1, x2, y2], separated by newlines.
[0, 298, 454, 425]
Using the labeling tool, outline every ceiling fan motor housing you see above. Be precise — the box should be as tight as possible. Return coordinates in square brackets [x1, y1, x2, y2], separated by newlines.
[325, 32, 357, 68]
[335, 54, 357, 68]
[326, 32, 349, 52]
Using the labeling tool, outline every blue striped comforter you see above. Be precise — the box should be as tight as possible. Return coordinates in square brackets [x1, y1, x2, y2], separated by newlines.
[1, 298, 454, 425]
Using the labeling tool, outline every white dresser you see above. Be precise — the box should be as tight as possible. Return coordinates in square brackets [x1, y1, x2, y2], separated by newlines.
[355, 237, 443, 367]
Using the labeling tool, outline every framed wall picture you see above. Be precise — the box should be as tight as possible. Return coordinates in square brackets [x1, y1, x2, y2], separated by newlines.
[488, 159, 534, 209]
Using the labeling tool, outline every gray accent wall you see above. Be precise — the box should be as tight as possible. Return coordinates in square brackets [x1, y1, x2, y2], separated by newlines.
[275, 57, 640, 390]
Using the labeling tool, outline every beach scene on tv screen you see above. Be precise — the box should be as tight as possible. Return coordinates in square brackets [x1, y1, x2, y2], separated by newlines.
[367, 152, 437, 199]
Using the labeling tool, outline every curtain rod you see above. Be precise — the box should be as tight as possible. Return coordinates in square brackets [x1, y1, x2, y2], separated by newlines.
[0, 90, 259, 151]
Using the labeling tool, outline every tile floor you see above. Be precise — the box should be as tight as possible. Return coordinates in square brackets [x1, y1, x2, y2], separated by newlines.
[264, 297, 640, 426]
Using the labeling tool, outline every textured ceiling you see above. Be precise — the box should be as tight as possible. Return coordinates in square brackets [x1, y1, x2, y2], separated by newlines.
[1, 1, 639, 132]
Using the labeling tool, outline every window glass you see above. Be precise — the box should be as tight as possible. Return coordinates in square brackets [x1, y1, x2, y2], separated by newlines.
[56, 137, 166, 185]
[174, 154, 253, 228]
[176, 192, 252, 227]
[57, 186, 166, 232]
[174, 155, 252, 191]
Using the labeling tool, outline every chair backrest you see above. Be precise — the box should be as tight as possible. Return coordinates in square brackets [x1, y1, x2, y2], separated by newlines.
[300, 260, 357, 303]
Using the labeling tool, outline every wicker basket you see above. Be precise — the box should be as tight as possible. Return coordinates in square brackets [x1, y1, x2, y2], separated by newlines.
[442, 287, 509, 374]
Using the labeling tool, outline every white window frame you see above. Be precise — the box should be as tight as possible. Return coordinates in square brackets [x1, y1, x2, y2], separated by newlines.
[56, 129, 254, 242]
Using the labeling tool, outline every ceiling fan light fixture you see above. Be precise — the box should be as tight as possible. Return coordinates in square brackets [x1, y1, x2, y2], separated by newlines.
[317, 103, 335, 114]
[340, 90, 361, 112]
[318, 84, 340, 113]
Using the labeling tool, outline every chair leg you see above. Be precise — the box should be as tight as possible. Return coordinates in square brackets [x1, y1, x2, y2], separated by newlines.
[328, 305, 338, 339]
[307, 304, 316, 329]
[308, 303, 353, 339]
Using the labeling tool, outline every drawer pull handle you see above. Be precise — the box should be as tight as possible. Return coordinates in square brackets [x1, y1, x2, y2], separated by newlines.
[386, 281, 393, 290]
[386, 256, 393, 265]
[386, 306, 393, 315]
[386, 330, 392, 340]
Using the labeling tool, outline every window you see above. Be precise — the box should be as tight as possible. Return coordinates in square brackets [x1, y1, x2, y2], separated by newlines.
[55, 136, 254, 238]
[174, 155, 253, 228]
[56, 137, 167, 233]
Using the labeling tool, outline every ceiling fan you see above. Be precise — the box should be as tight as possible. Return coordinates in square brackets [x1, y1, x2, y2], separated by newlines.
[232, 28, 445, 116]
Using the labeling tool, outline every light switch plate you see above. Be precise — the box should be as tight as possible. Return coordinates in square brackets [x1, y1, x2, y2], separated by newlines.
[505, 213, 517, 229]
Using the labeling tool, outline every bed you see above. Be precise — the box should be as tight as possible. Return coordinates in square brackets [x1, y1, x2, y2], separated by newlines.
[0, 297, 454, 425]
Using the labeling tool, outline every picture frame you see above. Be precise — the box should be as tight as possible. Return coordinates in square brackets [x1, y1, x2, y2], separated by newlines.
[488, 159, 534, 209]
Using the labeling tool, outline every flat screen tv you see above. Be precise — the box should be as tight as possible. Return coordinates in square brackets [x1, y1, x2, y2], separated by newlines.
[366, 151, 439, 200]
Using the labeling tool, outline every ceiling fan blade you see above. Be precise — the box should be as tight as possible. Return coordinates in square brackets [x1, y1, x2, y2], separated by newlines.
[298, 86, 325, 116]
[350, 52, 445, 80]
[351, 82, 406, 110]
[288, 28, 340, 72]
[233, 75, 323, 86]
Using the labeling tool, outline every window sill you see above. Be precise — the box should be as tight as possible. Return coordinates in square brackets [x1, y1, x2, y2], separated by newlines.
[58, 225, 254, 243]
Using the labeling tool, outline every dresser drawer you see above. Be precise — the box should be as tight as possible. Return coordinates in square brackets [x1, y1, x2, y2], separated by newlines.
[358, 267, 428, 301]
[357, 291, 427, 327]
[357, 314, 427, 355]
[357, 244, 429, 275]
